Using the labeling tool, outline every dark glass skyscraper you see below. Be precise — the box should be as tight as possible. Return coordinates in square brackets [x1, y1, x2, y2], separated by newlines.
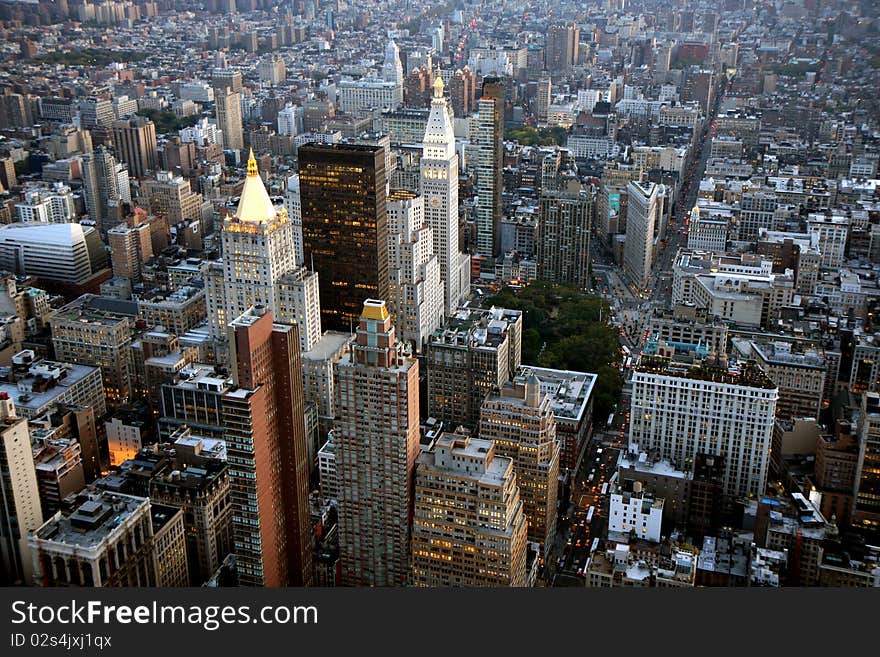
[299, 143, 388, 331]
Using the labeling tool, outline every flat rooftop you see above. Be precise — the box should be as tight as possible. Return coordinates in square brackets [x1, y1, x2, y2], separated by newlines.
[0, 360, 101, 415]
[515, 366, 596, 422]
[302, 331, 352, 362]
[33, 490, 148, 550]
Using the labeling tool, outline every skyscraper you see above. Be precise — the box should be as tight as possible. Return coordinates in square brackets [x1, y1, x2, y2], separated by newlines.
[299, 143, 389, 331]
[421, 74, 470, 316]
[537, 179, 594, 290]
[208, 151, 320, 352]
[426, 306, 523, 431]
[545, 23, 580, 72]
[108, 222, 153, 284]
[476, 78, 504, 257]
[334, 300, 419, 586]
[111, 115, 158, 179]
[411, 432, 528, 587]
[224, 306, 312, 587]
[215, 86, 244, 152]
[383, 38, 405, 87]
[81, 147, 128, 233]
[623, 180, 659, 292]
[0, 394, 42, 585]
[853, 393, 880, 540]
[479, 376, 560, 547]
[386, 189, 442, 351]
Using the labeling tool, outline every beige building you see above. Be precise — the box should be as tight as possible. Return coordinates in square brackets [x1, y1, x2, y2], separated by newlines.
[30, 489, 172, 587]
[411, 432, 528, 587]
[0, 396, 43, 585]
[479, 375, 560, 547]
[140, 172, 206, 228]
[109, 222, 153, 284]
[50, 295, 134, 407]
[138, 285, 207, 336]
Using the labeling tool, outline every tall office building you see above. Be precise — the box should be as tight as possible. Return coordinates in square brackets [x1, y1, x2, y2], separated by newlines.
[334, 300, 419, 586]
[283, 173, 304, 267]
[0, 394, 42, 585]
[853, 393, 880, 540]
[111, 115, 158, 179]
[108, 222, 153, 284]
[299, 143, 388, 331]
[386, 189, 442, 351]
[421, 75, 470, 316]
[623, 180, 659, 292]
[208, 151, 320, 352]
[535, 77, 551, 121]
[537, 181, 593, 290]
[224, 306, 312, 587]
[383, 38, 405, 87]
[215, 86, 244, 152]
[475, 78, 504, 256]
[448, 67, 476, 117]
[81, 147, 128, 232]
[629, 352, 778, 498]
[480, 376, 560, 547]
[545, 23, 579, 72]
[411, 433, 528, 587]
[140, 171, 206, 228]
[78, 97, 114, 130]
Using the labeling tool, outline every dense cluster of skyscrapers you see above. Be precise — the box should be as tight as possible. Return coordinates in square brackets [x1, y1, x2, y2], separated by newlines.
[0, 0, 878, 590]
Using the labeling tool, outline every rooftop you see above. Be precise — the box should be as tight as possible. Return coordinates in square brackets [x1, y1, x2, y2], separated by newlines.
[33, 489, 148, 550]
[515, 366, 596, 422]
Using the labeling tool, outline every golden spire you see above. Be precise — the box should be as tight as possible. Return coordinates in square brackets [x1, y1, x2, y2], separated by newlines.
[235, 148, 278, 223]
[433, 69, 445, 98]
[247, 148, 258, 177]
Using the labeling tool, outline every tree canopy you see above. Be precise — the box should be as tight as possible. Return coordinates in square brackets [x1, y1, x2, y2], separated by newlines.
[488, 281, 623, 422]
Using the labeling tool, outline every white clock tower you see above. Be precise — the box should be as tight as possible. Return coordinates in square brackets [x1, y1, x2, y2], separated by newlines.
[421, 73, 470, 317]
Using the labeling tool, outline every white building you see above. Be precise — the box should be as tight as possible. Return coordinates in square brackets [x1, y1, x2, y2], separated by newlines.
[807, 213, 849, 269]
[179, 117, 223, 146]
[277, 104, 302, 136]
[15, 184, 76, 223]
[386, 190, 442, 352]
[687, 205, 728, 252]
[420, 75, 470, 315]
[566, 135, 616, 160]
[278, 267, 322, 352]
[179, 81, 214, 104]
[283, 173, 304, 267]
[629, 354, 778, 497]
[336, 79, 403, 116]
[623, 180, 660, 291]
[105, 415, 146, 466]
[608, 481, 664, 542]
[207, 151, 321, 345]
[317, 433, 337, 501]
[0, 223, 107, 286]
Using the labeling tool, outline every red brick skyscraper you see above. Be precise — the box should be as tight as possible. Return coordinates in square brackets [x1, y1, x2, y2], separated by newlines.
[225, 305, 312, 586]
